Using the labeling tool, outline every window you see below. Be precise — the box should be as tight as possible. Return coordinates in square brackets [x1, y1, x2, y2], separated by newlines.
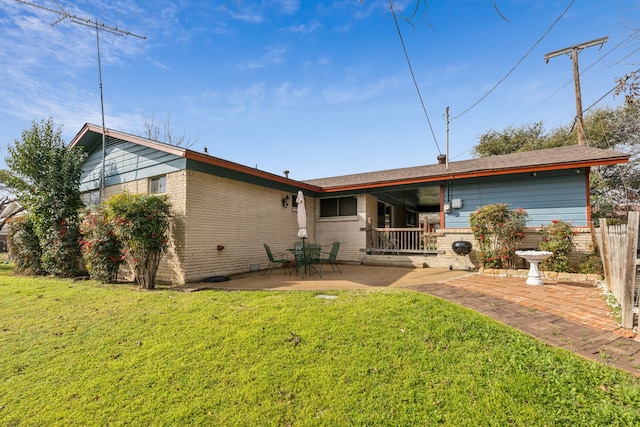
[320, 197, 357, 217]
[81, 189, 101, 206]
[406, 210, 417, 227]
[149, 175, 166, 194]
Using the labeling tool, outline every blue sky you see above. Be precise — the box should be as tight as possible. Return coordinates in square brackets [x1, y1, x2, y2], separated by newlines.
[0, 0, 638, 180]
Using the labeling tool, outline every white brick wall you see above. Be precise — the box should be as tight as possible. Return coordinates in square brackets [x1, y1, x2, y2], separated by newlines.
[314, 194, 371, 264]
[180, 171, 314, 283]
[101, 171, 600, 284]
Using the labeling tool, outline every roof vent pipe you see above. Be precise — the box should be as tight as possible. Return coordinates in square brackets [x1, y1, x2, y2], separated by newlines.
[437, 154, 446, 164]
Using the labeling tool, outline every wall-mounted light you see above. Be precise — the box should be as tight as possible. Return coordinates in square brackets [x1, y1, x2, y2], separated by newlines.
[282, 195, 290, 208]
[531, 172, 537, 177]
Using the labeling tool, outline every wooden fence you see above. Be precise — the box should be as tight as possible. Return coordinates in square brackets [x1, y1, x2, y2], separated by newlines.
[595, 212, 639, 329]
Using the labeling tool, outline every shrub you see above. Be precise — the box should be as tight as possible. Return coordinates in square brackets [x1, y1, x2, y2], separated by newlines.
[80, 209, 125, 283]
[539, 220, 575, 272]
[577, 251, 604, 276]
[104, 193, 172, 289]
[469, 204, 528, 269]
[6, 216, 42, 275]
[40, 219, 84, 277]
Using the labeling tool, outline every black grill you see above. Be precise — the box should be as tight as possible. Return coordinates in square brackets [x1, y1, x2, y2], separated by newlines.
[452, 241, 472, 255]
[450, 241, 473, 271]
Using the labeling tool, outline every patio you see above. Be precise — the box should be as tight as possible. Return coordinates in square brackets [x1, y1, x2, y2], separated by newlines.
[182, 265, 640, 376]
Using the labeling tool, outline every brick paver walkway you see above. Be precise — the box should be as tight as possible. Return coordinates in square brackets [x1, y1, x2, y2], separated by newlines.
[407, 274, 640, 376]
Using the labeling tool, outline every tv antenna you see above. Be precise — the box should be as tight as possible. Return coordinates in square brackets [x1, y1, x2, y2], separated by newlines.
[15, 0, 146, 202]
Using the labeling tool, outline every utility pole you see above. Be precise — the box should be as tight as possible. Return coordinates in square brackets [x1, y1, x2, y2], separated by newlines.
[15, 0, 145, 202]
[545, 36, 608, 146]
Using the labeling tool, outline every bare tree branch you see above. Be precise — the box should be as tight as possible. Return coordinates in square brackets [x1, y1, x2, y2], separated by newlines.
[138, 110, 200, 148]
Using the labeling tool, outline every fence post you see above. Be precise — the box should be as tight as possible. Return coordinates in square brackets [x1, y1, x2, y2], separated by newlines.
[622, 212, 639, 329]
[598, 218, 612, 292]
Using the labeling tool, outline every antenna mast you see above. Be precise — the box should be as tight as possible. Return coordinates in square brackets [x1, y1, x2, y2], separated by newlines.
[15, 0, 146, 202]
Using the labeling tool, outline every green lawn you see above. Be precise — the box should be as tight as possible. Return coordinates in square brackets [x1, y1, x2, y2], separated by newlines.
[1, 263, 639, 426]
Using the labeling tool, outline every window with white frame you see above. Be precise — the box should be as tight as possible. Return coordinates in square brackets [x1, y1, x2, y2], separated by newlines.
[149, 175, 166, 194]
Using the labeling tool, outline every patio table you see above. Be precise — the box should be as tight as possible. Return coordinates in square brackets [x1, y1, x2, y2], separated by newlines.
[288, 243, 323, 279]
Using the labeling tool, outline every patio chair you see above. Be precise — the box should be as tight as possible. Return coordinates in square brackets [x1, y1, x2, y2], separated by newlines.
[320, 242, 342, 273]
[263, 244, 290, 278]
[381, 234, 400, 255]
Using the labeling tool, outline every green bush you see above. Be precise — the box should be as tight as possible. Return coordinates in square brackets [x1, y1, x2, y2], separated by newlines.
[5, 118, 86, 277]
[6, 215, 42, 275]
[40, 219, 84, 277]
[539, 220, 575, 272]
[104, 193, 172, 289]
[469, 204, 528, 269]
[80, 209, 125, 283]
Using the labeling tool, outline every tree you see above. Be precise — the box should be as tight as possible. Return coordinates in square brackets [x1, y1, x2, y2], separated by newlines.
[472, 104, 640, 220]
[472, 121, 548, 157]
[138, 110, 199, 148]
[615, 70, 639, 105]
[5, 118, 87, 276]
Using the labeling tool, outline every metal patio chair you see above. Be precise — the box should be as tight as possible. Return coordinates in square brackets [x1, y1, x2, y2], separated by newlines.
[263, 244, 290, 278]
[320, 241, 342, 273]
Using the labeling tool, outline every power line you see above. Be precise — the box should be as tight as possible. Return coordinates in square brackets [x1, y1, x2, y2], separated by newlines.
[388, 0, 441, 154]
[507, 29, 640, 127]
[544, 36, 609, 145]
[583, 67, 640, 113]
[452, 0, 575, 121]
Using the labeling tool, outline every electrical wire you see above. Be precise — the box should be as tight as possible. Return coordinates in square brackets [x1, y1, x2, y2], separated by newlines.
[388, 0, 441, 154]
[507, 29, 640, 127]
[452, 0, 575, 120]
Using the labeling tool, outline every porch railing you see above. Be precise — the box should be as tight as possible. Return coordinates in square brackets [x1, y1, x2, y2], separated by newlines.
[369, 228, 438, 254]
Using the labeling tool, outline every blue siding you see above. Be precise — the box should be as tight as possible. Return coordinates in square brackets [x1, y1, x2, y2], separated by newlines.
[444, 170, 588, 227]
[79, 139, 186, 191]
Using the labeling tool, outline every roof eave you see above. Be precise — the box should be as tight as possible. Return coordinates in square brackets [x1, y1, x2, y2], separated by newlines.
[185, 151, 323, 192]
[318, 156, 629, 193]
[69, 123, 187, 157]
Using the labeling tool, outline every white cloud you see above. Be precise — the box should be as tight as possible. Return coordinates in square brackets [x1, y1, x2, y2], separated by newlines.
[240, 45, 288, 70]
[272, 0, 300, 14]
[286, 21, 321, 34]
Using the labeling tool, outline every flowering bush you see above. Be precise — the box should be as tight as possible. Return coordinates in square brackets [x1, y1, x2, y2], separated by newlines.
[539, 219, 575, 272]
[40, 219, 84, 277]
[6, 215, 42, 275]
[104, 193, 172, 289]
[80, 208, 125, 283]
[469, 204, 528, 269]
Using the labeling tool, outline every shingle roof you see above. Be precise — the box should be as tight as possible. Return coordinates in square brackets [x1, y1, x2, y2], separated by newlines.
[303, 145, 629, 190]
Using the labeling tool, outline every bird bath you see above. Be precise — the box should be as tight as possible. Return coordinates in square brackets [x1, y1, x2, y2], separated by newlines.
[515, 250, 553, 285]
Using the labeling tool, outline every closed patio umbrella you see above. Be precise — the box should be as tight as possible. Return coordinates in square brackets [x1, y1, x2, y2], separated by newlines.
[296, 190, 307, 240]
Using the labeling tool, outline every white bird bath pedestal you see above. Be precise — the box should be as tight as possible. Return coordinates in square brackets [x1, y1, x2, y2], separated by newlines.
[515, 250, 553, 286]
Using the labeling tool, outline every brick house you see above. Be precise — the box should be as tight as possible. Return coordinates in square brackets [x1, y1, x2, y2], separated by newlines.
[70, 124, 629, 284]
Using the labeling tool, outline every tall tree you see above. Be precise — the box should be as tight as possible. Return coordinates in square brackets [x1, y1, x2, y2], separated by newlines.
[5, 118, 87, 276]
[472, 121, 548, 157]
[472, 104, 640, 219]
